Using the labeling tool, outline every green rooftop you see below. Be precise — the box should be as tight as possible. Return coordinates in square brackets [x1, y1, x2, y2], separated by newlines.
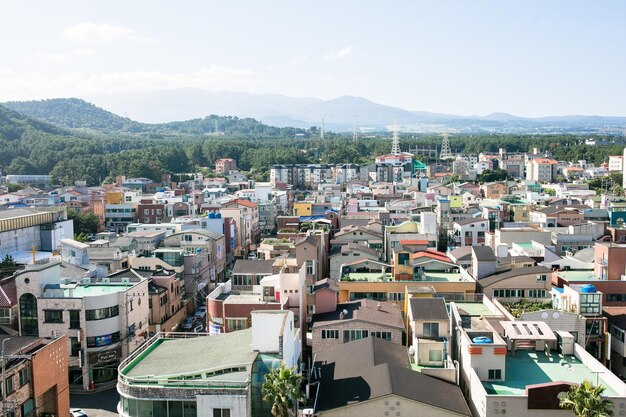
[70, 284, 134, 297]
[122, 329, 257, 385]
[555, 270, 599, 282]
[482, 351, 618, 396]
[454, 302, 499, 317]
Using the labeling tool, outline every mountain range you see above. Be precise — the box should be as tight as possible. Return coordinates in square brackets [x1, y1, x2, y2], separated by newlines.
[5, 88, 626, 134]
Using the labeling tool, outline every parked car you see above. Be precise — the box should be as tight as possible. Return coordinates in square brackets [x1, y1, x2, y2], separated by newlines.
[71, 409, 89, 417]
[181, 317, 195, 331]
[247, 252, 258, 260]
[194, 306, 207, 320]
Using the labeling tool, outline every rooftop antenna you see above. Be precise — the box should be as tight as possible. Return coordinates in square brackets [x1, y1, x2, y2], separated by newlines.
[320, 118, 325, 141]
[391, 121, 401, 154]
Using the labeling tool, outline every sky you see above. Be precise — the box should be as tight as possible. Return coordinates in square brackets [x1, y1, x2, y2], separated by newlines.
[1, 1, 625, 117]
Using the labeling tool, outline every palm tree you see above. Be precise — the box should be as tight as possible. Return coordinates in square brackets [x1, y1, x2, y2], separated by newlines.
[262, 363, 305, 417]
[559, 379, 614, 417]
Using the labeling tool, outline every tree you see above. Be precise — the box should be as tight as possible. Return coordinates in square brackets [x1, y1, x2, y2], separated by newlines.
[559, 380, 613, 417]
[68, 209, 101, 235]
[478, 169, 509, 183]
[261, 364, 305, 417]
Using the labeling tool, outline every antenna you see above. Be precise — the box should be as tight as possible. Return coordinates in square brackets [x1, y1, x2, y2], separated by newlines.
[320, 118, 325, 141]
[391, 121, 400, 154]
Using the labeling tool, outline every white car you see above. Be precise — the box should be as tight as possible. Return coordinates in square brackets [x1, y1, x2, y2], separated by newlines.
[71, 409, 89, 417]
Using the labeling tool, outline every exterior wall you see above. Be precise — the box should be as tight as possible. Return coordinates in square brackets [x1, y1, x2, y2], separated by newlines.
[331, 250, 379, 279]
[312, 319, 403, 354]
[314, 288, 337, 315]
[481, 274, 552, 302]
[318, 395, 469, 417]
[32, 336, 70, 417]
[338, 281, 476, 313]
[520, 310, 586, 346]
[594, 244, 626, 280]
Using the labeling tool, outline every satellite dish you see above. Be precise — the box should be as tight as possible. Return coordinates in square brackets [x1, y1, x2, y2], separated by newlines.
[541, 312, 549, 319]
[552, 312, 560, 319]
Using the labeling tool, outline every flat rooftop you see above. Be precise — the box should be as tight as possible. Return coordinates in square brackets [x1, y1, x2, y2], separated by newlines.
[42, 283, 134, 298]
[454, 302, 500, 317]
[223, 292, 279, 305]
[123, 329, 256, 382]
[343, 272, 465, 283]
[482, 350, 618, 396]
[555, 270, 602, 282]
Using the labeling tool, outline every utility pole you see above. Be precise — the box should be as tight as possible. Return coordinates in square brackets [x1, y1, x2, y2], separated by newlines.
[2, 338, 31, 417]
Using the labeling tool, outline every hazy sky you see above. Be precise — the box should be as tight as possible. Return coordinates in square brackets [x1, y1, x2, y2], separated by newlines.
[1, 1, 625, 117]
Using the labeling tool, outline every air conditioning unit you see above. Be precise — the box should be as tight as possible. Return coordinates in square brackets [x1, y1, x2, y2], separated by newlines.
[301, 409, 315, 417]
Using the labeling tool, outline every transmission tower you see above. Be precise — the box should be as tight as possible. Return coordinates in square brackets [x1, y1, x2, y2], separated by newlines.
[391, 122, 401, 154]
[352, 118, 359, 143]
[439, 132, 454, 160]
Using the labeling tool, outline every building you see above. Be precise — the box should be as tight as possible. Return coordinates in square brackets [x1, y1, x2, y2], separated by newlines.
[609, 155, 624, 172]
[526, 158, 558, 182]
[0, 335, 70, 417]
[311, 299, 404, 354]
[117, 310, 300, 417]
[407, 298, 450, 367]
[451, 218, 489, 248]
[14, 262, 149, 391]
[310, 337, 471, 417]
[215, 158, 237, 175]
[0, 208, 73, 258]
[451, 302, 626, 417]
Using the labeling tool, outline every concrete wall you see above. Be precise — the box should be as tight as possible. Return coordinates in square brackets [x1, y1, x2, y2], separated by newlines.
[196, 394, 248, 417]
[318, 394, 469, 417]
[32, 336, 70, 417]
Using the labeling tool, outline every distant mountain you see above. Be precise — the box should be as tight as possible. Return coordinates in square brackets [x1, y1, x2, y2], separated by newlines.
[3, 98, 308, 138]
[4, 98, 145, 133]
[6, 89, 626, 134]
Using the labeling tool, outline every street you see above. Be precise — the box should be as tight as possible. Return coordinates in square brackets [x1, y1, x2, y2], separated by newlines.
[71, 388, 119, 417]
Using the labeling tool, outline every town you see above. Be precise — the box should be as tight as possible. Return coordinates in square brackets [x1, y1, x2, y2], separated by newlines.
[1, 129, 626, 417]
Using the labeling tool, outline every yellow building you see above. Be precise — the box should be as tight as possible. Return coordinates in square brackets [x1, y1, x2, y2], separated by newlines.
[105, 190, 124, 204]
[293, 202, 312, 217]
[338, 272, 476, 315]
[449, 195, 463, 208]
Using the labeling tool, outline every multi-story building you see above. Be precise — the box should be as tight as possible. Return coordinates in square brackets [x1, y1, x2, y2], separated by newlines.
[215, 158, 237, 175]
[14, 262, 149, 391]
[136, 199, 166, 224]
[0, 207, 73, 258]
[311, 299, 404, 354]
[609, 155, 624, 172]
[104, 203, 137, 233]
[0, 335, 70, 417]
[526, 158, 558, 182]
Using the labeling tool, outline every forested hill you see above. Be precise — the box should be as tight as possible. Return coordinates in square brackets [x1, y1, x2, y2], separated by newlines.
[3, 98, 309, 138]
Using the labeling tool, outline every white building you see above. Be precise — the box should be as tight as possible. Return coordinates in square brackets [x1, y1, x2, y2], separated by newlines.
[15, 262, 149, 391]
[117, 310, 300, 417]
[609, 155, 624, 172]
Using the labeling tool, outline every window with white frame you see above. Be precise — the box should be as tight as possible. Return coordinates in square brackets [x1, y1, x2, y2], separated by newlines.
[428, 349, 443, 362]
[321, 329, 339, 339]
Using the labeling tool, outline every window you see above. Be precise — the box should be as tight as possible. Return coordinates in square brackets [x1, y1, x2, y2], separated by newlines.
[423, 322, 439, 338]
[18, 367, 30, 386]
[321, 329, 339, 339]
[371, 331, 392, 341]
[537, 275, 547, 281]
[343, 329, 368, 343]
[580, 293, 601, 315]
[69, 310, 80, 329]
[610, 324, 625, 342]
[70, 337, 81, 357]
[493, 289, 525, 298]
[5, 377, 14, 395]
[306, 260, 315, 276]
[527, 289, 547, 298]
[227, 319, 247, 331]
[488, 369, 502, 380]
[213, 410, 230, 417]
[44, 310, 63, 323]
[388, 292, 405, 302]
[86, 306, 119, 321]
[429, 349, 443, 362]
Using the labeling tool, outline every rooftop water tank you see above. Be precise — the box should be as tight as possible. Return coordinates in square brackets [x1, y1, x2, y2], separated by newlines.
[581, 284, 596, 293]
[216, 213, 222, 219]
[208, 212, 216, 219]
[472, 336, 493, 344]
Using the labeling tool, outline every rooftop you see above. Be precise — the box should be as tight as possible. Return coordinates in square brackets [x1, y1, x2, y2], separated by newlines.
[482, 351, 618, 396]
[455, 302, 500, 317]
[342, 272, 466, 283]
[122, 330, 256, 385]
[43, 282, 135, 298]
[554, 270, 601, 282]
